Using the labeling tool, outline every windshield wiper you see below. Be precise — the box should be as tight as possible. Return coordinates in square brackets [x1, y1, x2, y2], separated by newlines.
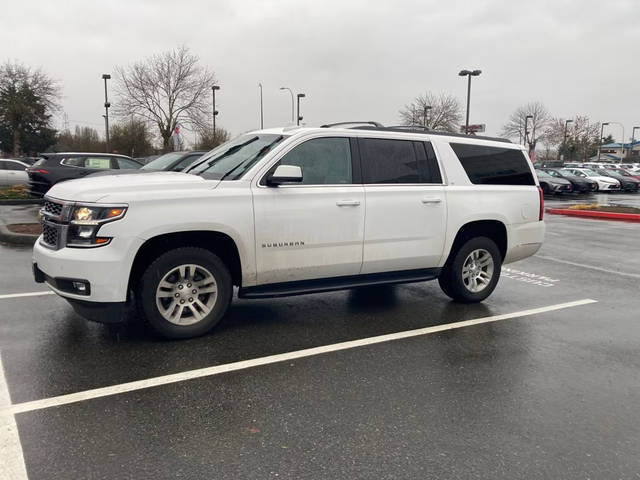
[219, 136, 283, 182]
[191, 136, 259, 175]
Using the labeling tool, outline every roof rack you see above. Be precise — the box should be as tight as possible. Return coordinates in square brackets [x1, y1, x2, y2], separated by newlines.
[351, 125, 512, 143]
[320, 121, 384, 128]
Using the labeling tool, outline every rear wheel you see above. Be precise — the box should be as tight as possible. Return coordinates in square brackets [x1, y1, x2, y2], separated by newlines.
[138, 247, 232, 339]
[438, 237, 502, 303]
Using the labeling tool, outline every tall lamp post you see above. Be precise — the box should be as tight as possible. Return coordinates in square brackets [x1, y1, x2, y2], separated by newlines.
[297, 93, 306, 126]
[279, 87, 295, 123]
[598, 122, 610, 162]
[631, 126, 640, 160]
[458, 69, 481, 134]
[102, 74, 111, 152]
[608, 122, 625, 161]
[258, 83, 264, 129]
[423, 105, 432, 128]
[212, 85, 220, 138]
[559, 118, 573, 161]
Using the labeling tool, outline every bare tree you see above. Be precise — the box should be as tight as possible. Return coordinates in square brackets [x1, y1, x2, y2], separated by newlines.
[115, 46, 216, 152]
[500, 101, 552, 148]
[399, 92, 462, 132]
[544, 116, 601, 161]
[0, 61, 60, 155]
[195, 126, 230, 150]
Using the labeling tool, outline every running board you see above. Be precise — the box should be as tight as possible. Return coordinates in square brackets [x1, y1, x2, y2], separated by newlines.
[239, 268, 441, 299]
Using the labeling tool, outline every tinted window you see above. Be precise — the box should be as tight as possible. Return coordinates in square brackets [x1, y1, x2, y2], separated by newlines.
[116, 158, 141, 169]
[417, 142, 443, 184]
[5, 161, 25, 171]
[61, 156, 86, 167]
[276, 137, 352, 185]
[450, 143, 535, 185]
[361, 138, 419, 184]
[0, 161, 6, 170]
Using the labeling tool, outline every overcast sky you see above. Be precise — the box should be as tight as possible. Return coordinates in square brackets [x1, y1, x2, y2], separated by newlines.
[3, 0, 639, 143]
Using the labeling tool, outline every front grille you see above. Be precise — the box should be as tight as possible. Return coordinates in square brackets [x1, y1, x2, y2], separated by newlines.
[42, 223, 59, 248]
[43, 200, 63, 217]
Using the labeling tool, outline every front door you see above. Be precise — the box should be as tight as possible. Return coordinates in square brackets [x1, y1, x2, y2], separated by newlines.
[252, 136, 365, 285]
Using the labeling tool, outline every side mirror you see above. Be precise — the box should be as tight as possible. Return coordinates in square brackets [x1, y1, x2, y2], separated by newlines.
[267, 164, 303, 186]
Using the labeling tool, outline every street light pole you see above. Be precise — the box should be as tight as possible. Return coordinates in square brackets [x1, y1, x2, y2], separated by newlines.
[559, 119, 573, 161]
[102, 74, 111, 152]
[297, 93, 306, 126]
[598, 122, 610, 162]
[608, 122, 625, 161]
[212, 85, 220, 138]
[258, 83, 264, 129]
[279, 87, 295, 123]
[458, 69, 481, 134]
[632, 126, 640, 160]
[423, 105, 432, 128]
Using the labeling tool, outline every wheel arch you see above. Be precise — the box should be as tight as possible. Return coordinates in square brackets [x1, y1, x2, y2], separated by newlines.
[128, 230, 243, 295]
[445, 220, 507, 265]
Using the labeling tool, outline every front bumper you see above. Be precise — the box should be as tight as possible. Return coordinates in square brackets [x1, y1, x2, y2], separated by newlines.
[33, 263, 126, 323]
[32, 235, 142, 303]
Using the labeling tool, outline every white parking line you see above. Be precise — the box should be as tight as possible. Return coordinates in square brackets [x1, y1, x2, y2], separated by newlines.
[535, 254, 640, 279]
[0, 352, 28, 480]
[4, 298, 596, 416]
[0, 291, 54, 300]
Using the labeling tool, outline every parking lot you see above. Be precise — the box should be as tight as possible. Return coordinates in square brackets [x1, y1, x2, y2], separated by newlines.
[1, 210, 639, 479]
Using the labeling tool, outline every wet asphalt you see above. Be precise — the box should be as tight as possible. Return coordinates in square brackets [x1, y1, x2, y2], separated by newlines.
[1, 194, 639, 479]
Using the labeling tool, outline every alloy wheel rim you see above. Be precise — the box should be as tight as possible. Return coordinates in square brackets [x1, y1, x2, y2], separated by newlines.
[462, 249, 494, 293]
[155, 264, 218, 325]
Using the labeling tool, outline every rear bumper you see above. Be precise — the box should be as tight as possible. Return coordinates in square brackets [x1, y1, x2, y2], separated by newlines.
[504, 221, 545, 264]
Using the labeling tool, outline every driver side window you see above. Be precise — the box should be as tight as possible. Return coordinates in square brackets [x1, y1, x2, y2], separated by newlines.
[273, 137, 353, 185]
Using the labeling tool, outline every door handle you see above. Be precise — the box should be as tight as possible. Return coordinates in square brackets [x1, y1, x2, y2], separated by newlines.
[336, 200, 361, 207]
[421, 197, 442, 204]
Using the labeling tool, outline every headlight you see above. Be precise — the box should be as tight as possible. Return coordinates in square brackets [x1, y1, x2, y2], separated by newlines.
[67, 204, 127, 247]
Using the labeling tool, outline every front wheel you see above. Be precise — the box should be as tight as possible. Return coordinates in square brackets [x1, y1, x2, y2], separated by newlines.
[438, 237, 502, 303]
[138, 247, 233, 339]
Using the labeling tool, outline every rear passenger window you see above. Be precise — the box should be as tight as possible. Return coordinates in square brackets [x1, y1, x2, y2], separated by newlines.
[85, 157, 112, 169]
[360, 138, 442, 184]
[360, 138, 419, 183]
[61, 157, 85, 167]
[450, 143, 535, 185]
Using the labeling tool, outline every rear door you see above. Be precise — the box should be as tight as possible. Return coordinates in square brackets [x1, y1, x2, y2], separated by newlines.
[4, 160, 28, 186]
[252, 136, 365, 284]
[0, 161, 8, 186]
[359, 138, 446, 274]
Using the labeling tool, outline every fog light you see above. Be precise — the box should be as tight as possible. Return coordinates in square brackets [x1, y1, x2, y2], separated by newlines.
[72, 281, 88, 293]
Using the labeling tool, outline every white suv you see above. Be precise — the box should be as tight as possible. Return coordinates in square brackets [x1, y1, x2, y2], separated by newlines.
[33, 123, 545, 338]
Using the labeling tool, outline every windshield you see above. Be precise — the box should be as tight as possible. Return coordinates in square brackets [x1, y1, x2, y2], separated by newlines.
[188, 134, 287, 180]
[142, 152, 186, 170]
[536, 170, 551, 178]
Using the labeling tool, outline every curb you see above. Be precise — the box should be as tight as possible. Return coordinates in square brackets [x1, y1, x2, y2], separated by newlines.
[0, 198, 43, 205]
[0, 223, 39, 245]
[547, 208, 640, 222]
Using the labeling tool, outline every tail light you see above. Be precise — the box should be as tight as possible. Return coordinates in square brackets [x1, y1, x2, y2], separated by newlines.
[28, 169, 49, 174]
[537, 186, 544, 221]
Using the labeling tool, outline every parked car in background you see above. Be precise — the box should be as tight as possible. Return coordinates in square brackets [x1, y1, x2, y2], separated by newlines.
[607, 167, 640, 181]
[535, 169, 573, 194]
[0, 158, 30, 187]
[27, 153, 142, 197]
[561, 168, 621, 191]
[540, 168, 597, 193]
[141, 151, 207, 172]
[592, 168, 640, 192]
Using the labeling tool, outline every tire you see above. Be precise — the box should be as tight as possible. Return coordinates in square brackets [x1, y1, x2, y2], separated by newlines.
[138, 247, 233, 339]
[540, 183, 550, 194]
[438, 236, 502, 303]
